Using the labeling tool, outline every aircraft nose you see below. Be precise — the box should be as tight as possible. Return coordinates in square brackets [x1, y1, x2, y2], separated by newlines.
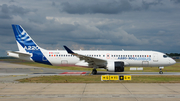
[170, 59, 176, 65]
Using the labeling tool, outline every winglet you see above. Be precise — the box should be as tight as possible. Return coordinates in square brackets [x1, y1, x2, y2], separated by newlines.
[63, 46, 74, 54]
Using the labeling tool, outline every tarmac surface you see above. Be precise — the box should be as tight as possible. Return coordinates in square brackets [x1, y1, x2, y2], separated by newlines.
[0, 83, 180, 101]
[0, 62, 180, 101]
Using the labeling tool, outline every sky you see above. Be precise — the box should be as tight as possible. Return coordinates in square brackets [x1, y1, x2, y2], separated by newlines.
[0, 0, 180, 57]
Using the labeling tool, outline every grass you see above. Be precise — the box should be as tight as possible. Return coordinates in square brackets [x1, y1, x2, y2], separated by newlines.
[17, 75, 180, 83]
[175, 59, 180, 62]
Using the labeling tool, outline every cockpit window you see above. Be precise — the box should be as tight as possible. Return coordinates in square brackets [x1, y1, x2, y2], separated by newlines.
[163, 55, 168, 58]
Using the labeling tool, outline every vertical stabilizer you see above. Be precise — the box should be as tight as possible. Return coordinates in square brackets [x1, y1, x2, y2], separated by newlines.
[11, 24, 51, 65]
[12, 25, 39, 52]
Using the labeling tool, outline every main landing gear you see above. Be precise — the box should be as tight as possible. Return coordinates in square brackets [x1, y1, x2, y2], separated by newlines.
[92, 69, 97, 75]
[159, 67, 164, 74]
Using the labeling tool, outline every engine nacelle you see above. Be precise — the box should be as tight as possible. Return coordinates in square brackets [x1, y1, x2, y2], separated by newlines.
[107, 61, 124, 72]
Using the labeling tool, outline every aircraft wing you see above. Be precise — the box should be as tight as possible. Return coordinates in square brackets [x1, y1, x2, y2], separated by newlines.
[63, 46, 107, 68]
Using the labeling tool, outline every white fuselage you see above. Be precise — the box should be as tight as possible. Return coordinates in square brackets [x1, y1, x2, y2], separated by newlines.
[41, 49, 176, 68]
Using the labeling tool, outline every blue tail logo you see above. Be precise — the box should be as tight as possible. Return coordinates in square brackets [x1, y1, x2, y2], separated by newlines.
[12, 25, 39, 52]
[12, 24, 51, 65]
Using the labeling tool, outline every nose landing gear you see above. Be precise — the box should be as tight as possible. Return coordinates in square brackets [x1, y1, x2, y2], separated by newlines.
[159, 67, 164, 74]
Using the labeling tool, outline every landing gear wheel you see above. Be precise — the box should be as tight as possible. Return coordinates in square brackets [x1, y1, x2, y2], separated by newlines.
[159, 68, 163, 74]
[92, 69, 97, 75]
[159, 71, 163, 74]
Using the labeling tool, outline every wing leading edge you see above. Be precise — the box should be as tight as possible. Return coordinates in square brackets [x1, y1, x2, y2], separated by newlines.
[63, 46, 107, 68]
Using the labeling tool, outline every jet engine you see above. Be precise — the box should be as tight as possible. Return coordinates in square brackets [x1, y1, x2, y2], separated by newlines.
[107, 61, 124, 72]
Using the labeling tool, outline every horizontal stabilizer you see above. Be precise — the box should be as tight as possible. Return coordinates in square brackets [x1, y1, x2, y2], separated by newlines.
[7, 51, 32, 61]
[7, 51, 31, 56]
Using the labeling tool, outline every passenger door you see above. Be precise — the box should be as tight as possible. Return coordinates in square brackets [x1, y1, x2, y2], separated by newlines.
[153, 53, 158, 62]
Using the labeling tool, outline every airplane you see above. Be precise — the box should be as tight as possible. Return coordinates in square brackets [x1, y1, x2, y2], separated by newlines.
[7, 24, 176, 74]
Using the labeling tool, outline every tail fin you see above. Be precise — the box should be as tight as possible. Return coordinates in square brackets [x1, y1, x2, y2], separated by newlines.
[12, 25, 40, 53]
[11, 24, 51, 65]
